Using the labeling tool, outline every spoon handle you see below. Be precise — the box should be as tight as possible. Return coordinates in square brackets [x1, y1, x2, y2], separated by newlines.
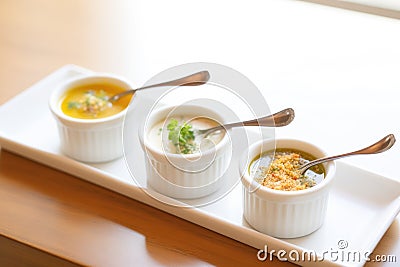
[222, 108, 295, 130]
[241, 108, 295, 127]
[299, 134, 396, 174]
[200, 108, 295, 137]
[109, 71, 210, 102]
[136, 70, 210, 91]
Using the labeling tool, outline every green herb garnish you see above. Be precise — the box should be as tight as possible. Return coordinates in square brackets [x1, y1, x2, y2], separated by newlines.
[166, 118, 198, 154]
[67, 101, 80, 109]
[67, 91, 111, 116]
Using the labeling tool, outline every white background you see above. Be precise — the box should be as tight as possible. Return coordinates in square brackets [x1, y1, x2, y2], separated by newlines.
[121, 0, 400, 181]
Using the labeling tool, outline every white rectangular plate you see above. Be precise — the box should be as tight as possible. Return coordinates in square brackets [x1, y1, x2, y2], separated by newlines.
[1, 65, 399, 267]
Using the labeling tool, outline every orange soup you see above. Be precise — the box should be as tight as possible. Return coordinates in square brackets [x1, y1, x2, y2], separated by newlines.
[61, 83, 132, 119]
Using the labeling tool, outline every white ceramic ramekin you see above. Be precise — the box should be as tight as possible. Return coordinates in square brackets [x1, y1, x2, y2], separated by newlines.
[140, 105, 231, 199]
[240, 138, 336, 238]
[49, 74, 133, 163]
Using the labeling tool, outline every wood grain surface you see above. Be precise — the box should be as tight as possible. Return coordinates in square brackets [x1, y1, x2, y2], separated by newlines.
[0, 1, 291, 266]
[0, 1, 398, 266]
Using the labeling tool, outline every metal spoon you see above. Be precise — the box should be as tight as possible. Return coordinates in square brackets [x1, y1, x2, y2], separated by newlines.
[299, 134, 396, 174]
[108, 70, 210, 102]
[195, 108, 295, 138]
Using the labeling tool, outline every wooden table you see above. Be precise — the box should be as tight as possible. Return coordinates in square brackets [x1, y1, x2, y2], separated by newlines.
[0, 1, 398, 266]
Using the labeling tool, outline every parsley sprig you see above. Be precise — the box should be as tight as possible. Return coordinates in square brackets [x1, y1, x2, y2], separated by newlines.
[166, 118, 198, 154]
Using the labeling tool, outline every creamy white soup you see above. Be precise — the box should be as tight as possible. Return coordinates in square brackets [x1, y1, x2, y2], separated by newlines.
[148, 116, 225, 154]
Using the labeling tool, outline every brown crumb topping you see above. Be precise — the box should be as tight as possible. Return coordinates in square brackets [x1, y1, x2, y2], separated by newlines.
[260, 152, 316, 191]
